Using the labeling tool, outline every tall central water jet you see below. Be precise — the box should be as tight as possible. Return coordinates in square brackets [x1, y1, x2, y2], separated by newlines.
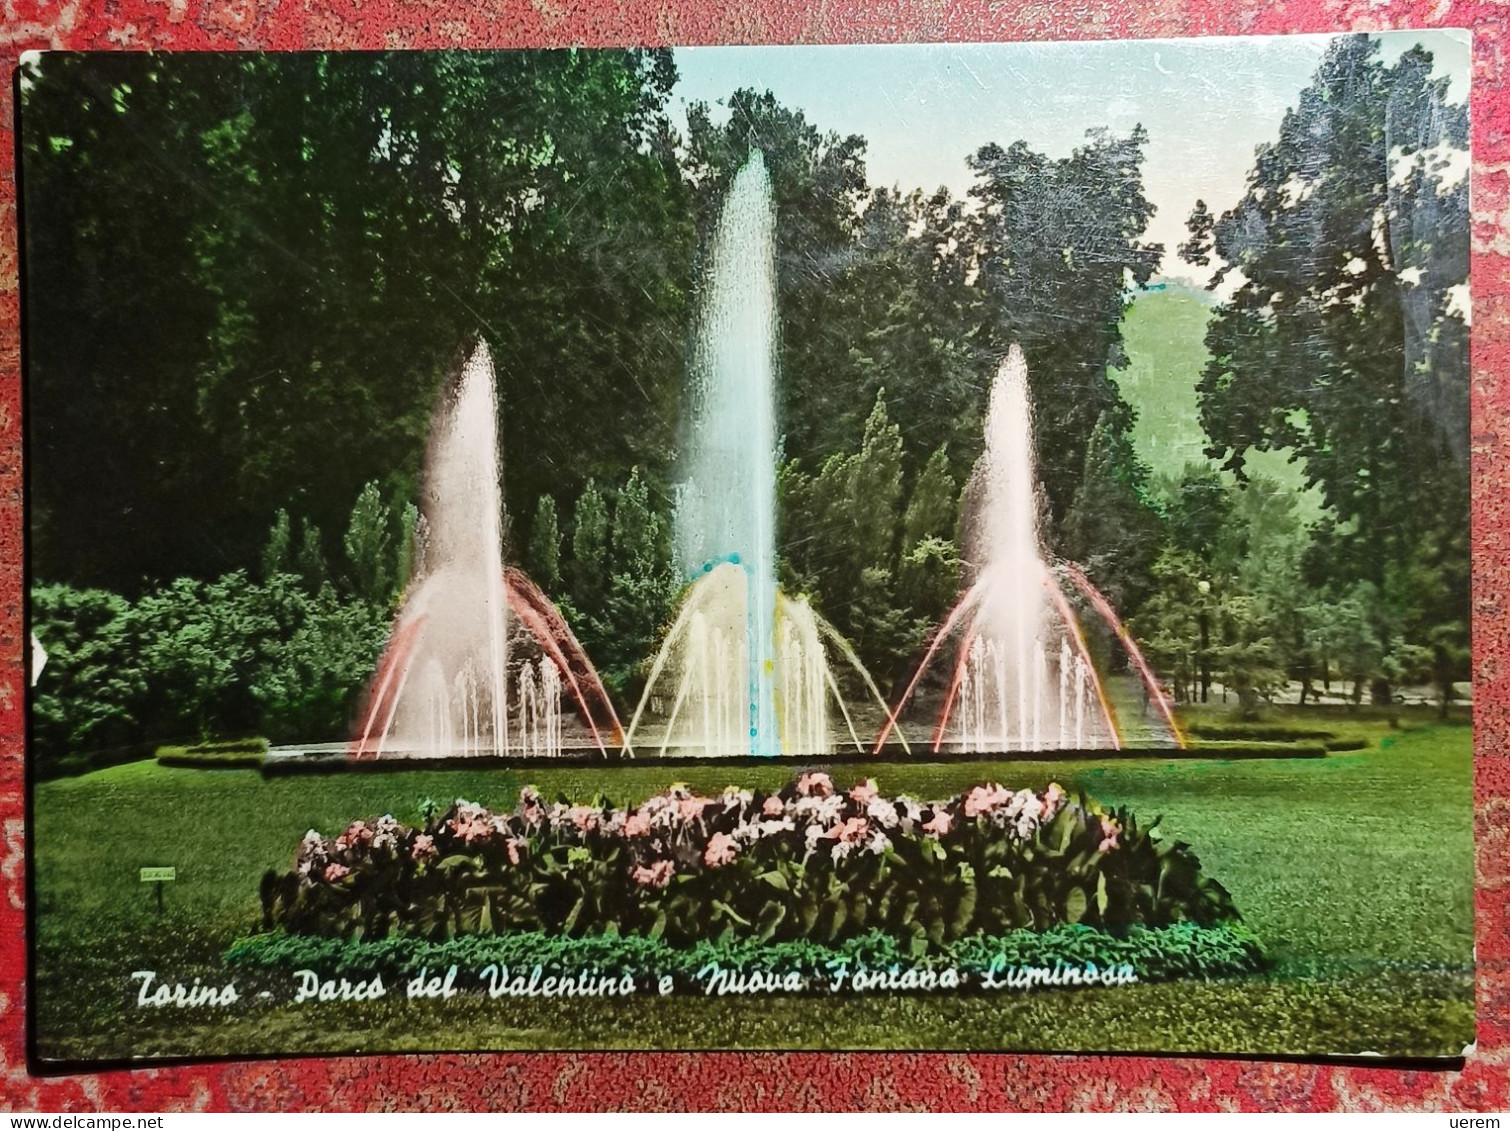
[670, 151, 780, 756]
[628, 151, 896, 758]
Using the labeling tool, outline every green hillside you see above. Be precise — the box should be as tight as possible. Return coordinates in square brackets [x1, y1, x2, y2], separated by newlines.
[1116, 284, 1320, 517]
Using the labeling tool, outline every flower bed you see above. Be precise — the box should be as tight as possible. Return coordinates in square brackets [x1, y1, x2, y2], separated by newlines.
[262, 774, 1241, 953]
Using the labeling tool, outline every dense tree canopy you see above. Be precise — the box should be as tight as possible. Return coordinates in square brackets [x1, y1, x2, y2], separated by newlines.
[23, 50, 693, 591]
[21, 37, 1470, 760]
[1184, 36, 1469, 704]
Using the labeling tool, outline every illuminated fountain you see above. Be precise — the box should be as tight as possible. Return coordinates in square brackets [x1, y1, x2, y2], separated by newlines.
[626, 152, 897, 758]
[350, 340, 621, 759]
[876, 346, 1183, 754]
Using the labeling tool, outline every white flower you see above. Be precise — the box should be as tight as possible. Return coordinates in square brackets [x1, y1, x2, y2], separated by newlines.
[866, 797, 899, 829]
[296, 830, 329, 884]
[792, 793, 845, 827]
[372, 813, 402, 851]
[865, 830, 891, 856]
[731, 818, 763, 845]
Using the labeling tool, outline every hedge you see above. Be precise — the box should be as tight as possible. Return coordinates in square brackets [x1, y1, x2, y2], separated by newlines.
[156, 737, 269, 769]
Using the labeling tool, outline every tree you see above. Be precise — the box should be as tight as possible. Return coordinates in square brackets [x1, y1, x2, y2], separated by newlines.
[1212, 594, 1287, 719]
[1060, 412, 1164, 613]
[1305, 585, 1385, 705]
[1178, 199, 1214, 267]
[249, 579, 391, 744]
[1187, 36, 1469, 703]
[261, 509, 293, 581]
[601, 468, 676, 689]
[1165, 464, 1232, 566]
[1132, 549, 1206, 705]
[527, 495, 562, 593]
[782, 391, 917, 678]
[569, 478, 610, 623]
[343, 481, 393, 602]
[902, 445, 959, 552]
[965, 127, 1163, 530]
[20, 50, 694, 590]
[296, 519, 327, 590]
[394, 502, 419, 596]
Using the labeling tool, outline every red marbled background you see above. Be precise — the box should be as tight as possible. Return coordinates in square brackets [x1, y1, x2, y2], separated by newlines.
[0, 0, 1506, 1112]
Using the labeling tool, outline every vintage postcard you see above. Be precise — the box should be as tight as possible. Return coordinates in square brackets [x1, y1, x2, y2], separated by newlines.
[20, 32, 1473, 1065]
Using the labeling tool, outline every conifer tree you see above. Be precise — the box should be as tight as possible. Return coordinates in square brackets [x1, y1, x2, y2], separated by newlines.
[260, 509, 292, 580]
[343, 481, 392, 602]
[569, 478, 610, 619]
[527, 494, 562, 593]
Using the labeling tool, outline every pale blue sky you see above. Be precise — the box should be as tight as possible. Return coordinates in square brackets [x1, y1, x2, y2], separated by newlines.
[671, 32, 1469, 283]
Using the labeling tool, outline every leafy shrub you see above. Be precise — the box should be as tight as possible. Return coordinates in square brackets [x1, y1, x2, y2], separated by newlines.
[262, 774, 1240, 954]
[30, 575, 391, 763]
[226, 921, 1267, 989]
[30, 583, 149, 778]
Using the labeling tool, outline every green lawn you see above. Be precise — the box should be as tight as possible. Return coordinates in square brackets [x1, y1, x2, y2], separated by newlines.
[31, 712, 1474, 1061]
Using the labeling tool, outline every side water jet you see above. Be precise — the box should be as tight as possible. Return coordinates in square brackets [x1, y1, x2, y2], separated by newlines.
[627, 151, 897, 758]
[349, 340, 619, 759]
[876, 345, 1129, 753]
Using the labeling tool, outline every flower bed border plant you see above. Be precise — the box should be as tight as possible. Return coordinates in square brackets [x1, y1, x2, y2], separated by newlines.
[262, 774, 1242, 952]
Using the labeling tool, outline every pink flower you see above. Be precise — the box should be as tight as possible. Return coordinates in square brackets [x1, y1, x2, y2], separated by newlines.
[569, 806, 599, 833]
[825, 816, 869, 844]
[631, 860, 675, 888]
[963, 784, 1011, 819]
[335, 820, 373, 851]
[1097, 815, 1121, 853]
[762, 796, 785, 817]
[1042, 782, 1067, 817]
[797, 772, 834, 798]
[506, 840, 522, 866]
[921, 810, 953, 837]
[703, 831, 739, 868]
[322, 863, 350, 882]
[624, 812, 652, 838]
[451, 815, 493, 844]
[848, 779, 878, 805]
[410, 834, 436, 861]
